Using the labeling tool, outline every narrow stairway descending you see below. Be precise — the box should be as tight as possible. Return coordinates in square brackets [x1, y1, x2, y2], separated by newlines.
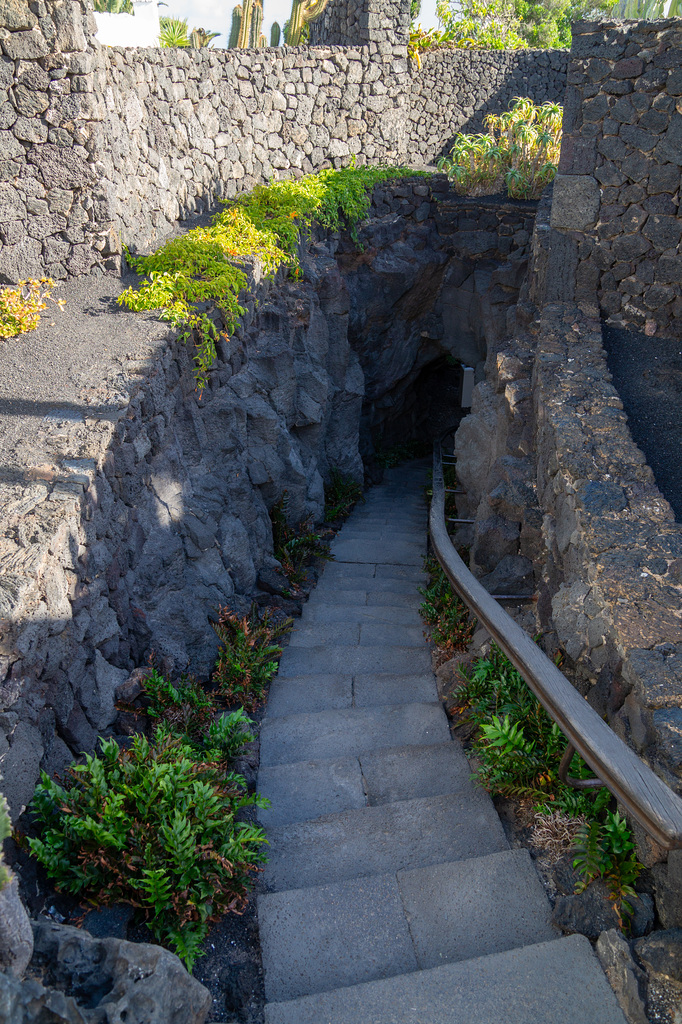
[256, 462, 627, 1024]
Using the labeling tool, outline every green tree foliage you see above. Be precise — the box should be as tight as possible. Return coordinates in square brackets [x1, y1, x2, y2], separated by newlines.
[434, 0, 618, 50]
[93, 0, 133, 12]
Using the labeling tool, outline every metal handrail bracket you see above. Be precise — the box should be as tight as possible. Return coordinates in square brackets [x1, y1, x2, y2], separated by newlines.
[430, 442, 682, 850]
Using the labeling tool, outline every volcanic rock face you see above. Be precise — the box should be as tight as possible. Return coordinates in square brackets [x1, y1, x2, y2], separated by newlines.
[0, 920, 212, 1024]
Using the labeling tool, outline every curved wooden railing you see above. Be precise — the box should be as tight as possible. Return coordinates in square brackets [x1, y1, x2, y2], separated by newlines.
[430, 441, 682, 850]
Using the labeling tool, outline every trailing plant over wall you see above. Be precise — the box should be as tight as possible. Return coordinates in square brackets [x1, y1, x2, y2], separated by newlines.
[119, 165, 421, 393]
[0, 279, 64, 340]
[437, 96, 562, 199]
[29, 729, 267, 969]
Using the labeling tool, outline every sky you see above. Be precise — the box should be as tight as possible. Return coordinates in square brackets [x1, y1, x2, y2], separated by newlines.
[162, 0, 441, 45]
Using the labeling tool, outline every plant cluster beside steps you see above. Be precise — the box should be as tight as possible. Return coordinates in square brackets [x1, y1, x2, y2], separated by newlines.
[24, 469, 357, 968]
[119, 164, 422, 393]
[25, 594, 300, 969]
[419, 560, 644, 927]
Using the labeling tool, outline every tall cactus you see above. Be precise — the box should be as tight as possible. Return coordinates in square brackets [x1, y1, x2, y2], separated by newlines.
[249, 0, 263, 47]
[284, 0, 330, 45]
[237, 0, 253, 46]
[229, 5, 242, 47]
[270, 20, 281, 45]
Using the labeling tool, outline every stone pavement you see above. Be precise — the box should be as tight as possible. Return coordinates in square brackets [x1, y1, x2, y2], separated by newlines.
[256, 462, 628, 1024]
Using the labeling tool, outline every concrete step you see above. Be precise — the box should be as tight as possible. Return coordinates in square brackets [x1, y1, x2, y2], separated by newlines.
[277, 644, 432, 677]
[330, 538, 425, 565]
[304, 588, 422, 609]
[266, 674, 352, 718]
[263, 934, 628, 1024]
[301, 603, 423, 626]
[266, 670, 437, 717]
[258, 850, 556, 1002]
[288, 622, 426, 648]
[262, 790, 508, 891]
[260, 702, 449, 766]
[320, 562, 426, 583]
[257, 742, 473, 826]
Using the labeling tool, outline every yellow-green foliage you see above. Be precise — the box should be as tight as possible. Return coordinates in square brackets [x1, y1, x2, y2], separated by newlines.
[438, 96, 562, 200]
[0, 278, 64, 340]
[119, 164, 422, 394]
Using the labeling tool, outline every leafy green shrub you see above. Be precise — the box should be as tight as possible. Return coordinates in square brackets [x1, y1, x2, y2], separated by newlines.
[0, 279, 64, 339]
[213, 604, 292, 709]
[419, 556, 476, 655]
[270, 492, 330, 588]
[140, 668, 258, 760]
[119, 165, 422, 393]
[573, 810, 643, 922]
[324, 469, 364, 523]
[141, 667, 215, 740]
[29, 730, 267, 968]
[437, 96, 562, 200]
[454, 643, 610, 816]
[159, 16, 190, 45]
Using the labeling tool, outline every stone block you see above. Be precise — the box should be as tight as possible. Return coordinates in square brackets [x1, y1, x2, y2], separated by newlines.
[550, 175, 600, 231]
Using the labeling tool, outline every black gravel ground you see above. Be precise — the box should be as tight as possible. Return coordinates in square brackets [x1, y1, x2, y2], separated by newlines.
[602, 324, 682, 523]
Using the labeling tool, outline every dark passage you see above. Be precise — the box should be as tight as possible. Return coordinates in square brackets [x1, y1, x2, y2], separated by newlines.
[603, 324, 682, 522]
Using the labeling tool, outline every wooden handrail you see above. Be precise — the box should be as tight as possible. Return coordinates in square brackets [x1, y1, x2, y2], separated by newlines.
[430, 443, 682, 850]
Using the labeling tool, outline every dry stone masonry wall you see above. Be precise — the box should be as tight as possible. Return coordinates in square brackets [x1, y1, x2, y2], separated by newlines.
[548, 18, 682, 336]
[0, 0, 567, 281]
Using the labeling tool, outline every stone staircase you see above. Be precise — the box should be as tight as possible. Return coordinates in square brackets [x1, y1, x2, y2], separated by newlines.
[256, 462, 627, 1024]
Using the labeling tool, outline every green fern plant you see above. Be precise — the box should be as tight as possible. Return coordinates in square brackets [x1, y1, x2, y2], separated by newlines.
[324, 469, 363, 523]
[573, 810, 643, 924]
[419, 556, 475, 654]
[213, 603, 292, 709]
[270, 491, 331, 588]
[29, 730, 268, 969]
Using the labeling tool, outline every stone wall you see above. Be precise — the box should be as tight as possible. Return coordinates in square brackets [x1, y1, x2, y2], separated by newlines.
[0, 0, 566, 282]
[406, 48, 568, 164]
[309, 0, 410, 50]
[0, 0, 117, 282]
[96, 42, 411, 257]
[548, 18, 682, 337]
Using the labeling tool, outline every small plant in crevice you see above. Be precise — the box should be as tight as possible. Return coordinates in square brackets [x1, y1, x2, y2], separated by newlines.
[572, 810, 643, 925]
[29, 729, 268, 970]
[324, 469, 364, 523]
[212, 603, 292, 710]
[419, 556, 476, 656]
[270, 491, 331, 589]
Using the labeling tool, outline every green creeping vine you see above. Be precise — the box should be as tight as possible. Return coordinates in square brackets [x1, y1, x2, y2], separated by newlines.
[119, 165, 423, 394]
